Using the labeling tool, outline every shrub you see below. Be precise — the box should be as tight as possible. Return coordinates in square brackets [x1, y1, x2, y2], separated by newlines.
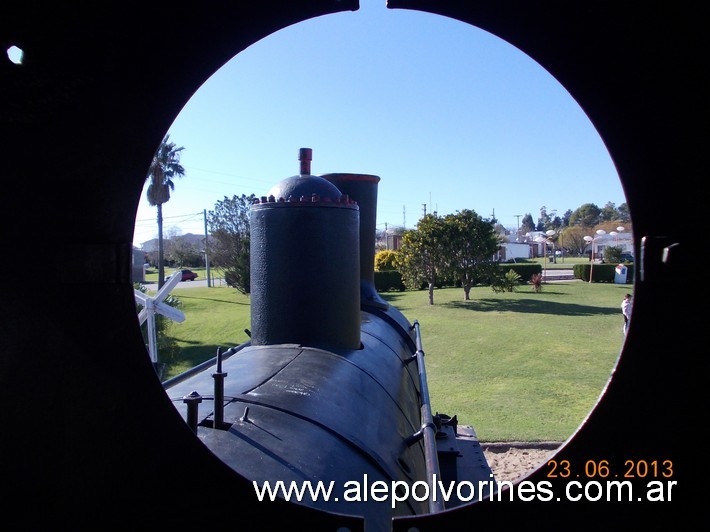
[604, 245, 623, 264]
[530, 273, 543, 293]
[491, 269, 522, 293]
[374, 250, 399, 272]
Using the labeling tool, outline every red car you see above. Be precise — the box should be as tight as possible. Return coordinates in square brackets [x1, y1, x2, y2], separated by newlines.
[167, 269, 198, 282]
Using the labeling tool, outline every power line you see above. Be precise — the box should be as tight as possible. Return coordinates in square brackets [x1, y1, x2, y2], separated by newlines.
[134, 211, 203, 223]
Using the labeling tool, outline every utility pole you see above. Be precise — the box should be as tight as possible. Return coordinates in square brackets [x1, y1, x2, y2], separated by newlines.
[203, 209, 211, 287]
[403, 205, 406, 229]
[422, 203, 427, 217]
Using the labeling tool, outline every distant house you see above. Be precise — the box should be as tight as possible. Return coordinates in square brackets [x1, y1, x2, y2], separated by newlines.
[140, 238, 160, 253]
[376, 229, 403, 251]
[498, 242, 531, 261]
[585, 232, 634, 258]
[140, 233, 205, 252]
[386, 233, 402, 251]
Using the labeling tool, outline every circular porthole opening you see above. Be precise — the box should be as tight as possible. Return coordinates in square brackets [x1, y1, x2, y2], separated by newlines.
[131, 1, 633, 520]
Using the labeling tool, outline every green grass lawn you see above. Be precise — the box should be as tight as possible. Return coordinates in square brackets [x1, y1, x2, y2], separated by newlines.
[521, 256, 590, 269]
[159, 287, 251, 375]
[156, 279, 630, 443]
[383, 283, 626, 442]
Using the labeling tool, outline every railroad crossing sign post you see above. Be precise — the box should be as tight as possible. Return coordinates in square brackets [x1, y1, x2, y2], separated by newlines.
[134, 272, 185, 364]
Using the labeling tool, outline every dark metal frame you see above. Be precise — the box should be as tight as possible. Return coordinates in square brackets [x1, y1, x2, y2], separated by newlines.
[1, 1, 698, 529]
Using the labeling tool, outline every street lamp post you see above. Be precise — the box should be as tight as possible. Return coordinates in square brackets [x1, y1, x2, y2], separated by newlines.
[609, 226, 625, 247]
[584, 229, 607, 283]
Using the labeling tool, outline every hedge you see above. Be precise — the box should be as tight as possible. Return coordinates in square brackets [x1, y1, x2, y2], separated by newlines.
[573, 263, 635, 283]
[374, 270, 405, 292]
[497, 263, 542, 283]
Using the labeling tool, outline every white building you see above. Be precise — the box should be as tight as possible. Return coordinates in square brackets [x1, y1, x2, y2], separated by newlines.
[587, 231, 634, 258]
[498, 242, 532, 261]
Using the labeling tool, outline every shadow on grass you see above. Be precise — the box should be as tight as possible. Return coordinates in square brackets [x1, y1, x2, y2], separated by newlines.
[378, 291, 416, 312]
[379, 291, 410, 304]
[380, 290, 620, 317]
[444, 298, 619, 316]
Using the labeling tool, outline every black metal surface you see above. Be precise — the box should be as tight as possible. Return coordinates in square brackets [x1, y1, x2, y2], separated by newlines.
[166, 346, 303, 401]
[164, 307, 430, 528]
[200, 402, 416, 526]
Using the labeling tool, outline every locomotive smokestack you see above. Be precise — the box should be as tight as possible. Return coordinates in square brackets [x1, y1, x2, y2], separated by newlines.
[321, 173, 388, 310]
[250, 149, 361, 350]
[299, 147, 312, 175]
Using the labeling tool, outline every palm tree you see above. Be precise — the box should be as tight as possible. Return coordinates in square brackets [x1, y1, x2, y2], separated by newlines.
[146, 135, 185, 288]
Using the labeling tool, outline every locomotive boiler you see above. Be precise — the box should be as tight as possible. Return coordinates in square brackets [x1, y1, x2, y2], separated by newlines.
[163, 148, 492, 530]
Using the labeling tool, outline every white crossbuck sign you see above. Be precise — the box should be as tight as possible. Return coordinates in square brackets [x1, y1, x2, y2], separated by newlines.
[134, 272, 185, 363]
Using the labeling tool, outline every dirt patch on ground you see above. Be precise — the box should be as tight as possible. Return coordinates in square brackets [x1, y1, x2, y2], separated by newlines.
[481, 442, 561, 483]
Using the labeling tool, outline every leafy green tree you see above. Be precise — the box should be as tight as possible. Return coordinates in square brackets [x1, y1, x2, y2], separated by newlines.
[600, 201, 618, 222]
[168, 235, 203, 267]
[520, 213, 536, 234]
[442, 209, 500, 301]
[145, 135, 185, 288]
[561, 209, 573, 228]
[207, 194, 255, 295]
[558, 226, 591, 255]
[617, 203, 631, 223]
[569, 203, 602, 228]
[395, 214, 447, 305]
[536, 206, 557, 231]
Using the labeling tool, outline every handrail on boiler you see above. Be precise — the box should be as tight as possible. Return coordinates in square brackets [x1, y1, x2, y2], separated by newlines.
[411, 320, 444, 514]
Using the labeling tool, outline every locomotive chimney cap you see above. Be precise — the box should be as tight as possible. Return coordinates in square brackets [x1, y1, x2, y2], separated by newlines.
[259, 148, 357, 208]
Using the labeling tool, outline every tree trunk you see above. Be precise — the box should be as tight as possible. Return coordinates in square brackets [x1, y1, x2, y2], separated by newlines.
[463, 283, 471, 301]
[157, 203, 165, 289]
[428, 280, 435, 305]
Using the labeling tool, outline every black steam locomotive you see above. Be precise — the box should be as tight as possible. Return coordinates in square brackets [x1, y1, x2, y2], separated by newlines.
[163, 148, 492, 530]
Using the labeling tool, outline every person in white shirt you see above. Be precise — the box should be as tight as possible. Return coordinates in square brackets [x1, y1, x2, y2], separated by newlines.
[621, 293, 633, 335]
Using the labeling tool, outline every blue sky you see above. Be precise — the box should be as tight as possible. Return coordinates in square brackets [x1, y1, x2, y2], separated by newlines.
[133, 0, 625, 247]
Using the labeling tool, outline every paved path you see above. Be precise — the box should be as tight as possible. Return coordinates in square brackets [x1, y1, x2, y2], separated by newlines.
[541, 269, 576, 281]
